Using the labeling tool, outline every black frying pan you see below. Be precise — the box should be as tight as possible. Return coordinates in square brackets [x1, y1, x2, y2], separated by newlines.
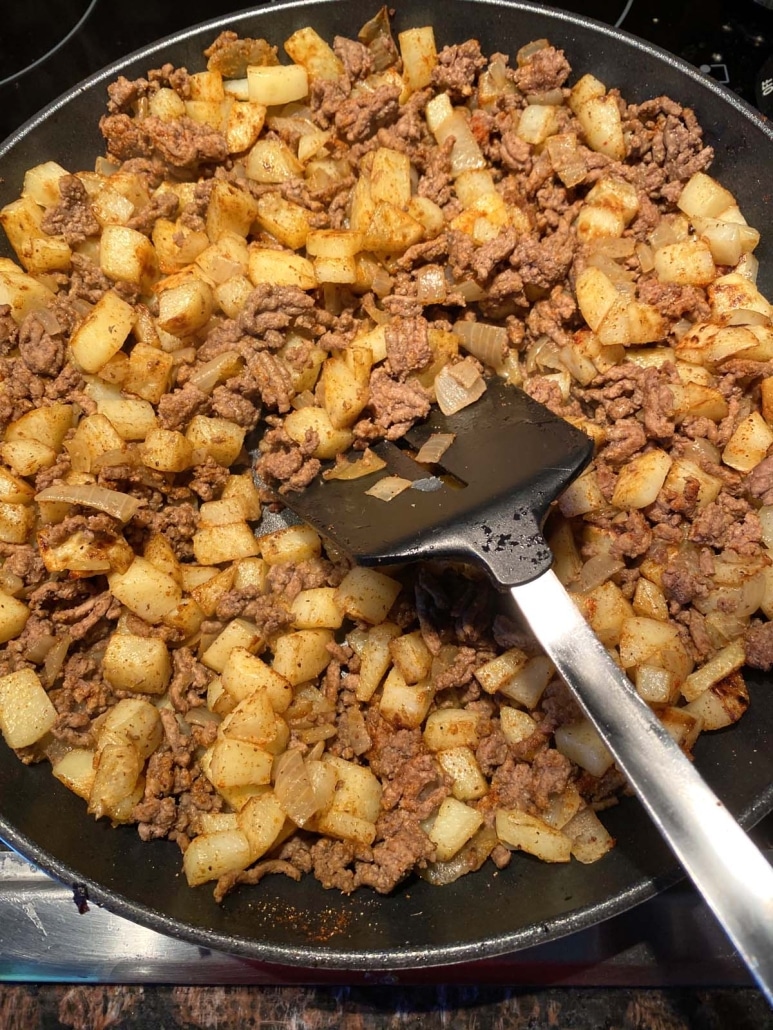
[1, 0, 772, 971]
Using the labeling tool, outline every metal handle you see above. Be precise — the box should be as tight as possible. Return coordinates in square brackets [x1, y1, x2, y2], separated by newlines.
[512, 570, 773, 1004]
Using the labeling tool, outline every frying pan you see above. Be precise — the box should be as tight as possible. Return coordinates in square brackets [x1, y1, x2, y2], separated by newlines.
[1, 0, 773, 971]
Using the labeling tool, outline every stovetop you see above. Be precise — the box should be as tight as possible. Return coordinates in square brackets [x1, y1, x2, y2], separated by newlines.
[0, 0, 771, 989]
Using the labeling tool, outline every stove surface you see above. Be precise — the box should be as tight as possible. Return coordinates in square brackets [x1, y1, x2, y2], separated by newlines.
[0, 0, 771, 988]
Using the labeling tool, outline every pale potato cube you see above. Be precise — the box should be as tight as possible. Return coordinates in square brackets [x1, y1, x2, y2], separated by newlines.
[247, 64, 309, 106]
[197, 812, 239, 834]
[722, 412, 773, 473]
[632, 577, 669, 622]
[209, 737, 274, 789]
[335, 566, 402, 625]
[226, 100, 267, 153]
[0, 668, 57, 748]
[708, 272, 772, 326]
[156, 277, 214, 336]
[143, 534, 182, 584]
[0, 467, 35, 505]
[496, 809, 572, 862]
[423, 708, 480, 751]
[271, 628, 334, 686]
[102, 633, 172, 695]
[554, 719, 614, 777]
[162, 597, 204, 638]
[68, 290, 135, 373]
[654, 240, 716, 286]
[389, 630, 433, 685]
[185, 414, 246, 466]
[248, 246, 316, 289]
[99, 224, 158, 291]
[517, 103, 559, 145]
[201, 618, 263, 673]
[254, 193, 311, 250]
[0, 263, 56, 323]
[221, 473, 262, 521]
[221, 648, 293, 712]
[619, 617, 692, 682]
[122, 343, 174, 404]
[474, 648, 529, 694]
[562, 806, 615, 864]
[289, 587, 344, 630]
[19, 235, 72, 275]
[498, 655, 554, 709]
[259, 524, 322, 565]
[680, 639, 746, 702]
[149, 87, 186, 120]
[354, 621, 401, 702]
[677, 171, 735, 219]
[575, 95, 625, 159]
[314, 808, 376, 847]
[379, 666, 434, 728]
[52, 748, 97, 801]
[245, 138, 303, 183]
[575, 266, 618, 332]
[232, 557, 269, 594]
[436, 746, 488, 801]
[576, 204, 625, 243]
[611, 448, 672, 509]
[87, 742, 142, 820]
[635, 664, 679, 706]
[313, 255, 357, 284]
[141, 428, 194, 472]
[99, 697, 163, 759]
[237, 791, 287, 861]
[0, 590, 30, 643]
[669, 383, 729, 421]
[1, 439, 57, 476]
[193, 523, 260, 565]
[0, 195, 45, 264]
[22, 160, 69, 207]
[5, 402, 73, 453]
[183, 828, 252, 886]
[568, 73, 606, 114]
[0, 502, 35, 545]
[108, 556, 181, 623]
[222, 697, 289, 755]
[370, 147, 412, 208]
[206, 181, 260, 241]
[398, 26, 437, 93]
[429, 797, 484, 862]
[283, 405, 353, 459]
[499, 706, 538, 746]
[362, 201, 424, 253]
[575, 581, 634, 649]
[323, 755, 382, 822]
[83, 380, 157, 441]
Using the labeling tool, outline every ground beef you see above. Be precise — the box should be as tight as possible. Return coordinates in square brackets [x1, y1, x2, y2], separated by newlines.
[17, 313, 66, 377]
[256, 424, 321, 493]
[157, 382, 209, 431]
[600, 420, 647, 464]
[334, 35, 374, 83]
[126, 190, 179, 235]
[353, 810, 436, 893]
[430, 40, 487, 100]
[334, 82, 401, 142]
[238, 283, 317, 339]
[746, 455, 773, 505]
[385, 315, 432, 378]
[637, 277, 710, 322]
[512, 46, 571, 94]
[362, 367, 432, 439]
[744, 621, 773, 670]
[41, 175, 100, 245]
[203, 31, 278, 77]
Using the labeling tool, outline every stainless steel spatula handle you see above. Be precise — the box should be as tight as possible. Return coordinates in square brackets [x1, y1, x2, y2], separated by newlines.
[513, 570, 773, 1004]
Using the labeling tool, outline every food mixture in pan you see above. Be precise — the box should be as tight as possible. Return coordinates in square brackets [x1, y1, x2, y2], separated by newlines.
[1, 8, 771, 898]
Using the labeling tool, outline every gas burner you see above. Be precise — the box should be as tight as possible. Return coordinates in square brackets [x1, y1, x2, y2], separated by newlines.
[0, 0, 99, 89]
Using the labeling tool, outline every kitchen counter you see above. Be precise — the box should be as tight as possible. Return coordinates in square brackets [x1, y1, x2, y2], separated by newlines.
[0, 985, 771, 1029]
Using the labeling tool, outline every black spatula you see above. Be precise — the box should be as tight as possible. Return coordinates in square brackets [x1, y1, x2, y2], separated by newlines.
[268, 379, 773, 1001]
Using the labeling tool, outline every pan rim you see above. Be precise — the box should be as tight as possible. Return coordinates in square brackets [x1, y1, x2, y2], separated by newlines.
[1, 0, 772, 971]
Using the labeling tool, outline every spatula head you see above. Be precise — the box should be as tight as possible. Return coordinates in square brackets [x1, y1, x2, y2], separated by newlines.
[272, 380, 594, 588]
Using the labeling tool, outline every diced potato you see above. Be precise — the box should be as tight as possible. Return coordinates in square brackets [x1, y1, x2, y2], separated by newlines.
[568, 73, 606, 114]
[635, 664, 679, 706]
[398, 27, 437, 93]
[0, 590, 30, 643]
[379, 666, 434, 728]
[39, 526, 134, 576]
[284, 26, 344, 81]
[574, 581, 634, 649]
[183, 828, 252, 886]
[563, 806, 615, 864]
[190, 566, 237, 618]
[108, 556, 182, 624]
[498, 655, 554, 709]
[141, 428, 194, 472]
[245, 139, 303, 183]
[123, 342, 174, 404]
[499, 706, 539, 747]
[87, 742, 142, 820]
[271, 628, 334, 686]
[68, 290, 135, 373]
[206, 181, 260, 241]
[237, 791, 287, 861]
[586, 177, 639, 224]
[259, 524, 322, 566]
[283, 405, 353, 459]
[436, 746, 488, 801]
[221, 647, 292, 712]
[99, 225, 158, 291]
[5, 402, 73, 454]
[248, 246, 316, 289]
[517, 104, 559, 145]
[474, 648, 529, 694]
[254, 192, 311, 250]
[202, 618, 263, 673]
[314, 808, 376, 847]
[149, 87, 186, 120]
[659, 706, 703, 750]
[722, 412, 773, 473]
[575, 266, 618, 332]
[354, 621, 401, 702]
[84, 380, 158, 441]
[611, 448, 672, 509]
[369, 147, 412, 208]
[143, 535, 181, 584]
[496, 809, 572, 862]
[289, 587, 344, 630]
[185, 414, 246, 466]
[429, 797, 484, 862]
[335, 566, 402, 624]
[362, 201, 424, 253]
[225, 99, 267, 153]
[152, 218, 210, 274]
[677, 171, 735, 220]
[680, 639, 746, 702]
[99, 697, 162, 759]
[193, 523, 260, 565]
[18, 235, 72, 275]
[247, 64, 309, 106]
[554, 719, 614, 777]
[632, 577, 669, 622]
[423, 708, 480, 751]
[66, 412, 126, 472]
[389, 630, 433, 685]
[575, 95, 625, 159]
[0, 263, 56, 323]
[0, 501, 35, 545]
[156, 277, 214, 336]
[654, 240, 716, 286]
[0, 668, 57, 748]
[0, 467, 35, 505]
[209, 737, 274, 788]
[708, 272, 772, 326]
[322, 755, 382, 822]
[52, 748, 97, 801]
[102, 633, 172, 695]
[22, 160, 69, 207]
[320, 351, 370, 428]
[683, 671, 748, 730]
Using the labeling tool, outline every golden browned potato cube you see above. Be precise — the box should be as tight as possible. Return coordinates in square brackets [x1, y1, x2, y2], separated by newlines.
[5, 402, 73, 453]
[398, 26, 437, 93]
[52, 748, 97, 801]
[271, 628, 334, 686]
[99, 697, 163, 759]
[254, 192, 311, 250]
[289, 587, 344, 630]
[193, 523, 261, 565]
[221, 472, 262, 521]
[284, 26, 344, 80]
[354, 621, 401, 702]
[245, 138, 303, 183]
[0, 590, 30, 644]
[83, 381, 158, 441]
[99, 224, 159, 291]
[0, 467, 35, 505]
[225, 100, 267, 153]
[123, 343, 174, 404]
[189, 566, 235, 617]
[156, 277, 214, 336]
[215, 274, 254, 318]
[221, 647, 293, 711]
[206, 181, 260, 241]
[424, 708, 481, 751]
[0, 262, 56, 323]
[108, 556, 182, 624]
[102, 633, 172, 695]
[22, 160, 69, 207]
[283, 405, 353, 459]
[0, 668, 57, 748]
[248, 246, 316, 289]
[18, 235, 72, 275]
[335, 566, 402, 625]
[611, 448, 673, 509]
[69, 289, 135, 374]
[201, 617, 263, 673]
[654, 240, 716, 286]
[66, 413, 126, 472]
[436, 746, 488, 801]
[209, 737, 274, 789]
[429, 797, 484, 862]
[1, 439, 56, 478]
[237, 791, 287, 861]
[183, 828, 252, 886]
[259, 524, 322, 566]
[389, 630, 433, 685]
[152, 218, 210, 274]
[322, 755, 382, 822]
[379, 666, 434, 728]
[0, 501, 35, 545]
[141, 428, 194, 472]
[496, 809, 572, 863]
[362, 201, 424, 252]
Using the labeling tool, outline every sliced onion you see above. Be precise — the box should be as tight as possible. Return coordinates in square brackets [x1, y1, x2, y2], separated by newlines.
[434, 363, 486, 415]
[323, 448, 387, 481]
[545, 134, 587, 189]
[681, 437, 721, 465]
[266, 114, 319, 137]
[43, 634, 72, 687]
[26, 633, 58, 665]
[588, 237, 636, 260]
[526, 88, 564, 106]
[524, 334, 562, 374]
[199, 253, 244, 286]
[489, 59, 510, 91]
[449, 356, 484, 390]
[273, 748, 320, 826]
[365, 475, 413, 501]
[291, 389, 317, 410]
[0, 568, 24, 596]
[452, 279, 488, 303]
[586, 252, 635, 284]
[736, 252, 759, 283]
[415, 433, 456, 465]
[516, 38, 550, 66]
[416, 265, 448, 305]
[434, 111, 486, 176]
[649, 220, 680, 252]
[570, 554, 625, 594]
[361, 291, 392, 322]
[187, 351, 243, 395]
[34, 307, 63, 336]
[339, 707, 371, 756]
[759, 506, 773, 551]
[453, 320, 508, 370]
[34, 484, 143, 522]
[635, 242, 655, 274]
[672, 318, 693, 341]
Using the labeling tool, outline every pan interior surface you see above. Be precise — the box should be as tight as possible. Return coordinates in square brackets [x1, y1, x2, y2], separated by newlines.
[0, 0, 772, 970]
